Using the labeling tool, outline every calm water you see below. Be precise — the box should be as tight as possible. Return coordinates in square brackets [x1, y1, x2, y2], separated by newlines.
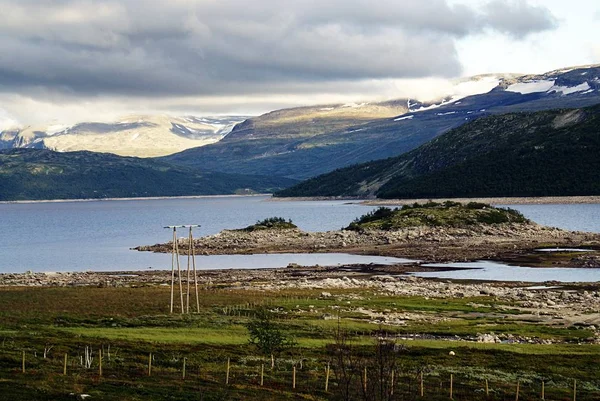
[499, 203, 600, 233]
[414, 260, 600, 283]
[0, 197, 599, 275]
[0, 196, 381, 272]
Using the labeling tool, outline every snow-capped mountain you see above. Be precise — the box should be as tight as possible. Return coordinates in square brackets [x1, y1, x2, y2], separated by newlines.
[0, 115, 248, 157]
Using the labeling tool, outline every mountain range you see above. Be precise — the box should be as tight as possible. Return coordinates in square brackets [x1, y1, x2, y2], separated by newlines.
[162, 65, 600, 180]
[1, 64, 599, 201]
[0, 149, 295, 201]
[276, 104, 600, 198]
[0, 115, 246, 158]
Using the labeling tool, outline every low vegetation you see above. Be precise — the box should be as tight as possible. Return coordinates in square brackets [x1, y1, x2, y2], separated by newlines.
[345, 202, 529, 231]
[238, 217, 297, 231]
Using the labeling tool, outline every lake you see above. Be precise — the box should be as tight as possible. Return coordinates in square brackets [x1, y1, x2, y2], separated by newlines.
[0, 196, 599, 274]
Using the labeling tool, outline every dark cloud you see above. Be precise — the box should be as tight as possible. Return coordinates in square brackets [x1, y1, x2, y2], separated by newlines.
[0, 0, 558, 99]
[481, 0, 558, 38]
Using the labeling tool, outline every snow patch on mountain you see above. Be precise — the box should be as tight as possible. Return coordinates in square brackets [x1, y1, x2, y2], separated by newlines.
[506, 80, 556, 94]
[549, 82, 591, 95]
[394, 115, 414, 121]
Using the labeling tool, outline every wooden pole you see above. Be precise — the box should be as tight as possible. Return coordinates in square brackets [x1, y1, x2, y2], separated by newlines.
[22, 350, 25, 373]
[363, 366, 367, 393]
[450, 374, 453, 400]
[293, 366, 296, 389]
[420, 371, 424, 397]
[515, 380, 520, 401]
[170, 228, 176, 314]
[573, 379, 577, 401]
[485, 379, 489, 397]
[325, 363, 330, 392]
[98, 349, 102, 377]
[541, 381, 545, 400]
[226, 358, 230, 385]
[174, 230, 184, 314]
[182, 358, 186, 380]
[390, 369, 395, 396]
[186, 229, 192, 314]
[191, 228, 200, 313]
[63, 353, 68, 375]
[260, 364, 264, 386]
[148, 353, 152, 376]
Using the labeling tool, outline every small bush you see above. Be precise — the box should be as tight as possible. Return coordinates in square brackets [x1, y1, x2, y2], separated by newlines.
[240, 217, 297, 231]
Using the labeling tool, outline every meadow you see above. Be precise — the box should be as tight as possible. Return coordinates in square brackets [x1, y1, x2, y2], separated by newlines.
[0, 284, 598, 400]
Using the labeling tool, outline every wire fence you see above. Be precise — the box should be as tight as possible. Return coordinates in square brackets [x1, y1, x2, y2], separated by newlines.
[6, 347, 599, 400]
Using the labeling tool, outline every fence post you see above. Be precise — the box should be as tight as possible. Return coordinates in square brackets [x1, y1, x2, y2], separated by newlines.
[22, 350, 25, 373]
[542, 381, 545, 400]
[99, 349, 102, 377]
[293, 366, 296, 389]
[363, 366, 367, 393]
[450, 374, 453, 400]
[260, 364, 264, 386]
[390, 369, 395, 396]
[573, 379, 577, 401]
[148, 353, 152, 376]
[325, 363, 330, 392]
[485, 379, 489, 397]
[63, 353, 68, 376]
[226, 358, 230, 385]
[420, 371, 424, 397]
[182, 358, 186, 380]
[515, 381, 520, 401]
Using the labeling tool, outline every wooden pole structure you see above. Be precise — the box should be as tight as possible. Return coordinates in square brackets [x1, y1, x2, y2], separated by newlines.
[191, 226, 200, 313]
[98, 349, 102, 377]
[63, 353, 68, 375]
[420, 371, 424, 397]
[260, 364, 264, 386]
[450, 374, 453, 400]
[390, 369, 395, 396]
[226, 358, 230, 385]
[363, 366, 367, 393]
[485, 379, 489, 397]
[542, 381, 545, 400]
[325, 363, 330, 392]
[148, 353, 152, 376]
[186, 229, 192, 314]
[174, 232, 184, 314]
[515, 381, 520, 401]
[22, 350, 25, 373]
[573, 379, 577, 401]
[170, 228, 176, 314]
[293, 366, 296, 389]
[183, 358, 186, 380]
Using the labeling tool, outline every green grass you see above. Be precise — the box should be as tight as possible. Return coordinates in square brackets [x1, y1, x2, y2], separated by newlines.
[0, 285, 599, 400]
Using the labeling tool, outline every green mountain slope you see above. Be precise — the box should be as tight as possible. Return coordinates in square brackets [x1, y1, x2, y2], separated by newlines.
[276, 104, 600, 199]
[0, 149, 296, 201]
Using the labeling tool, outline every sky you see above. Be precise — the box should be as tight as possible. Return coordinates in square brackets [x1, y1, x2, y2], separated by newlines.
[0, 0, 599, 126]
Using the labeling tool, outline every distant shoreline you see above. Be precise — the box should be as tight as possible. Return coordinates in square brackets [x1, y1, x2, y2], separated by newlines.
[3, 194, 600, 206]
[0, 193, 272, 205]
[272, 195, 600, 205]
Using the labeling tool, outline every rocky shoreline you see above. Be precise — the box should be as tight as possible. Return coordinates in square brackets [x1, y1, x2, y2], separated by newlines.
[135, 223, 600, 263]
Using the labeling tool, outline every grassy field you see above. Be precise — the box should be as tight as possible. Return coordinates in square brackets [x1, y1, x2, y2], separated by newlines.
[0, 284, 598, 400]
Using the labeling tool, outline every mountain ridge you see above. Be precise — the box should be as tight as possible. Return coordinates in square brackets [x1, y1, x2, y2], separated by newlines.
[275, 103, 600, 199]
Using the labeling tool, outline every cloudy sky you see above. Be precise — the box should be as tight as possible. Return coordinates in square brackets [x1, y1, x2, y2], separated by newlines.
[0, 0, 598, 126]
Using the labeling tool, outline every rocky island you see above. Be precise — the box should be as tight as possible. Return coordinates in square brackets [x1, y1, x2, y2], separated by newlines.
[136, 202, 600, 264]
